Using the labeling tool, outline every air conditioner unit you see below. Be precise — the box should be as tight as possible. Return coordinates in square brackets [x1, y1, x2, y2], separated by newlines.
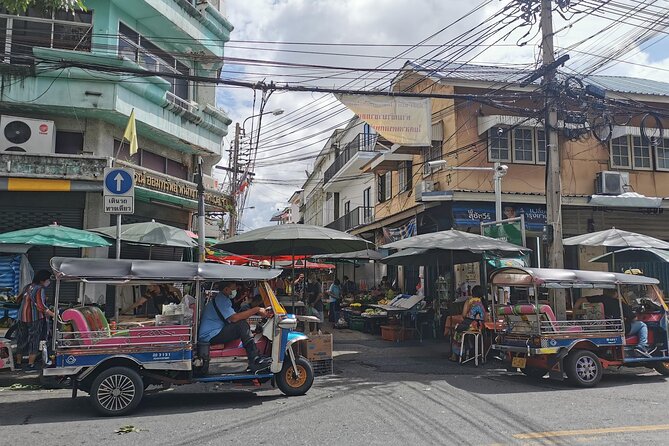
[595, 171, 629, 195]
[415, 180, 435, 202]
[0, 115, 55, 154]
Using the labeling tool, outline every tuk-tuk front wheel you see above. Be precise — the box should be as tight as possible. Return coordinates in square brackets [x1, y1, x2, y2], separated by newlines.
[565, 350, 603, 387]
[276, 356, 314, 396]
[90, 366, 144, 416]
[653, 362, 669, 376]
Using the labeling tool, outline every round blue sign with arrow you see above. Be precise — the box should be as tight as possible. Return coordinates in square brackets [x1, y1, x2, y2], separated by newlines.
[104, 168, 134, 195]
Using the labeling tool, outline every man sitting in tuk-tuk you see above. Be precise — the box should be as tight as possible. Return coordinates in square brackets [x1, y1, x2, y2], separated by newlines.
[198, 281, 272, 371]
[575, 288, 653, 357]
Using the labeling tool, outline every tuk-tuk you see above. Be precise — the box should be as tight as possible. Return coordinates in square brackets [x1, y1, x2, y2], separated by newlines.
[491, 267, 669, 387]
[42, 257, 316, 416]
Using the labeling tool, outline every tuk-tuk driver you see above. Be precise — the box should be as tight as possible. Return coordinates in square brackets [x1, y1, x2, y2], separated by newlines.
[199, 281, 272, 371]
[575, 288, 653, 357]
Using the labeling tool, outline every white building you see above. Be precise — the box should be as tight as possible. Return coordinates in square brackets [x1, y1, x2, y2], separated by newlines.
[303, 117, 385, 234]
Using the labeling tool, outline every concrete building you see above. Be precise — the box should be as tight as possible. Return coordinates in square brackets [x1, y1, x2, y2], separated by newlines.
[357, 61, 669, 290]
[0, 0, 234, 299]
[302, 116, 381, 235]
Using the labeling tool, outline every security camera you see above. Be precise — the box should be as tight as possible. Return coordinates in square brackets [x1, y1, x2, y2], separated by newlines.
[497, 127, 504, 136]
[496, 164, 508, 173]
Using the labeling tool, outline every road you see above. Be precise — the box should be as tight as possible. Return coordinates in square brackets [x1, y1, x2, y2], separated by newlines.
[1, 330, 669, 446]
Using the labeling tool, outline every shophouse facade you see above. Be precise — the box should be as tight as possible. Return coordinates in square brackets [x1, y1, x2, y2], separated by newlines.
[356, 61, 669, 291]
[0, 0, 234, 299]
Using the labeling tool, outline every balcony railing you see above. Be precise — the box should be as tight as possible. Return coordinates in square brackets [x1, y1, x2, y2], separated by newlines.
[324, 133, 379, 184]
[326, 206, 374, 232]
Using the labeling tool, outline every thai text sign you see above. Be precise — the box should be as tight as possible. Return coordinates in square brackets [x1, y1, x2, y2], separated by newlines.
[337, 94, 431, 146]
[453, 202, 547, 233]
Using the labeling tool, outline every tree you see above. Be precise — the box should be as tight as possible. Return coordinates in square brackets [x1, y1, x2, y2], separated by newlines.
[0, 0, 85, 14]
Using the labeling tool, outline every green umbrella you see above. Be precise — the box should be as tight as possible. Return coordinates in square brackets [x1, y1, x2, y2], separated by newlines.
[0, 224, 111, 248]
[213, 224, 372, 256]
[90, 220, 197, 248]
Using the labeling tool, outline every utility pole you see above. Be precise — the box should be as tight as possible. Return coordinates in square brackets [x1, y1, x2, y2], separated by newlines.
[228, 122, 241, 237]
[541, 0, 566, 318]
[196, 156, 206, 262]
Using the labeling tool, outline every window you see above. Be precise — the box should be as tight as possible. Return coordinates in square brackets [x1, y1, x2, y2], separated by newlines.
[398, 160, 412, 192]
[488, 127, 511, 162]
[344, 200, 350, 215]
[363, 187, 371, 209]
[1, 8, 92, 64]
[55, 131, 84, 154]
[536, 129, 546, 164]
[632, 136, 652, 170]
[610, 136, 631, 169]
[513, 128, 534, 163]
[377, 173, 392, 203]
[118, 22, 190, 101]
[113, 139, 188, 179]
[655, 138, 669, 171]
[423, 141, 443, 175]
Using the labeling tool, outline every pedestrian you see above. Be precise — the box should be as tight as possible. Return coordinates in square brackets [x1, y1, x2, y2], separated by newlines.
[15, 269, 55, 372]
[306, 275, 323, 332]
[326, 278, 342, 323]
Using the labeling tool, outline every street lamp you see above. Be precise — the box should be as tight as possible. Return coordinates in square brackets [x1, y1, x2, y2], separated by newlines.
[428, 160, 508, 221]
[242, 109, 284, 136]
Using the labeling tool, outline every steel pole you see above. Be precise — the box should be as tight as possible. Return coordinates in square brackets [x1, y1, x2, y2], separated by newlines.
[197, 157, 206, 263]
[115, 214, 121, 259]
[493, 162, 502, 222]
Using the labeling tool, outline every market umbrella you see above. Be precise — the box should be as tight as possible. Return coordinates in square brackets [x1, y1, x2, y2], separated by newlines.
[589, 247, 669, 264]
[280, 260, 336, 270]
[0, 223, 111, 248]
[381, 229, 529, 253]
[213, 224, 372, 256]
[90, 220, 197, 248]
[311, 249, 384, 261]
[563, 228, 669, 249]
[312, 249, 385, 288]
[214, 224, 373, 309]
[380, 247, 512, 266]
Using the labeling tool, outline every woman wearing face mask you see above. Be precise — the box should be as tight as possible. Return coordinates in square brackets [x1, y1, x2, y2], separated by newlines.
[15, 269, 55, 372]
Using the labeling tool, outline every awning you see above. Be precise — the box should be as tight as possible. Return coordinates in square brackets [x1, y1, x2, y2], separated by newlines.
[589, 193, 663, 208]
[478, 115, 542, 135]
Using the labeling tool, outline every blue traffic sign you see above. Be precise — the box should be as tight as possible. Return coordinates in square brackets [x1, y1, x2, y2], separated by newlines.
[104, 168, 134, 195]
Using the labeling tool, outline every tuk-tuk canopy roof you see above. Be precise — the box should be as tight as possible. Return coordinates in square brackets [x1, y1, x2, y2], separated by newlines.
[50, 257, 282, 282]
[490, 267, 659, 289]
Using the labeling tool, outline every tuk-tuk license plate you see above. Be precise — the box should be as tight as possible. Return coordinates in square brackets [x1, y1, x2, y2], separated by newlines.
[512, 356, 527, 368]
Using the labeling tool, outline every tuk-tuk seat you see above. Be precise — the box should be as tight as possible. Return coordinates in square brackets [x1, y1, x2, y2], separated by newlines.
[209, 340, 246, 358]
[497, 304, 583, 333]
[62, 307, 190, 346]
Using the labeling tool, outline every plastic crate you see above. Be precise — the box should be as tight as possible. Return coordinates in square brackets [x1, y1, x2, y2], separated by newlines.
[380, 325, 412, 342]
[311, 358, 333, 377]
[349, 316, 365, 331]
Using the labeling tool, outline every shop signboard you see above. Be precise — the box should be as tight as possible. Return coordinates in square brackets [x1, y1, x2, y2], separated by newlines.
[453, 202, 546, 233]
[482, 219, 524, 246]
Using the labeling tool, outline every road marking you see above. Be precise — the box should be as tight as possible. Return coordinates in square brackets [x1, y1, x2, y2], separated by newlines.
[514, 424, 669, 439]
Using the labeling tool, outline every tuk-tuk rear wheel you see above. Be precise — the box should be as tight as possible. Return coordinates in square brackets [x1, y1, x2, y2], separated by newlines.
[653, 362, 669, 376]
[276, 356, 314, 396]
[565, 350, 603, 387]
[90, 366, 144, 416]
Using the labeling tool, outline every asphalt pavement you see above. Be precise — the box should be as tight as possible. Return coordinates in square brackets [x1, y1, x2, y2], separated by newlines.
[2, 329, 669, 445]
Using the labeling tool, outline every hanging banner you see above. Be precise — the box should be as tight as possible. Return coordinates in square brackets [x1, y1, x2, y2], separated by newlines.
[336, 94, 431, 146]
[382, 217, 417, 244]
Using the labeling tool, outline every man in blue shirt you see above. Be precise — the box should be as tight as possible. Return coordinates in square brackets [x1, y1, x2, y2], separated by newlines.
[199, 281, 271, 371]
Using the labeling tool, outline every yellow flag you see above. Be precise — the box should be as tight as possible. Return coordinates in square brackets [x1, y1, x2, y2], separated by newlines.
[123, 109, 139, 155]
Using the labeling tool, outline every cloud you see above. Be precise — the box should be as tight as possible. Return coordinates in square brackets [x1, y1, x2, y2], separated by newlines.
[215, 0, 669, 231]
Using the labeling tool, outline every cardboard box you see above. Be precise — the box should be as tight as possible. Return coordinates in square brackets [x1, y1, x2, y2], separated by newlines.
[303, 333, 333, 360]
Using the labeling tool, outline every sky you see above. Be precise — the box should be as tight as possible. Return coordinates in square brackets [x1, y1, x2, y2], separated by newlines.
[215, 0, 669, 232]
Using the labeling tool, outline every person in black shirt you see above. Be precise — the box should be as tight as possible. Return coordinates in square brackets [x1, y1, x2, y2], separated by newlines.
[575, 288, 652, 357]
